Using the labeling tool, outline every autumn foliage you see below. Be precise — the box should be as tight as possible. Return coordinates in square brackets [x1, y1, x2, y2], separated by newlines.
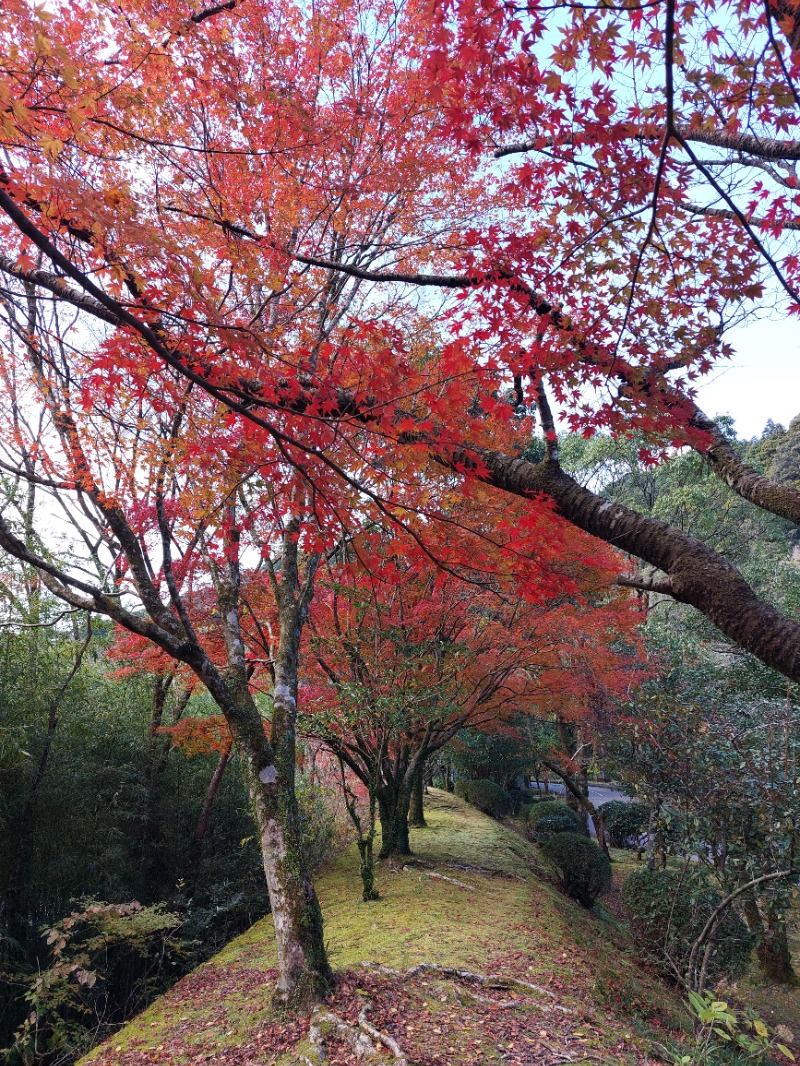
[1, 0, 800, 1007]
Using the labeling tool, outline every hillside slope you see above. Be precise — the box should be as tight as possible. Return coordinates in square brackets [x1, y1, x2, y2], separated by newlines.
[81, 791, 686, 1066]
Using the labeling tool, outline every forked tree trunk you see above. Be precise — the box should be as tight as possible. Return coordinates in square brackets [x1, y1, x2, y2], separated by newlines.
[213, 522, 331, 1006]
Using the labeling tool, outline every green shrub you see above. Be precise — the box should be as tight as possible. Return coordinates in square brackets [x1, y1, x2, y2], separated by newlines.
[622, 867, 753, 984]
[533, 814, 582, 843]
[463, 779, 511, 818]
[541, 832, 612, 908]
[526, 800, 580, 829]
[7, 901, 184, 1065]
[506, 787, 540, 813]
[296, 776, 336, 872]
[453, 780, 470, 799]
[598, 800, 649, 848]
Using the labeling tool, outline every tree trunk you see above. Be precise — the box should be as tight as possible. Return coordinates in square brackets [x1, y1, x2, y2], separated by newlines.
[377, 786, 412, 858]
[214, 523, 331, 1006]
[646, 801, 666, 870]
[410, 759, 426, 828]
[756, 918, 798, 985]
[190, 741, 232, 874]
[743, 898, 799, 985]
[227, 681, 331, 1005]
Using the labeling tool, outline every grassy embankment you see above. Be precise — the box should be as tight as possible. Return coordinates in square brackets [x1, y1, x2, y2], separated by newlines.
[80, 791, 703, 1065]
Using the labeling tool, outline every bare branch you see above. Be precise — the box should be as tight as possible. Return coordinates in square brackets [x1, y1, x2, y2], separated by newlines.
[190, 0, 236, 24]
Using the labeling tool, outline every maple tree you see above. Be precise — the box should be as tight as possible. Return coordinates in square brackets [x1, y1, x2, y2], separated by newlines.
[301, 529, 645, 861]
[0, 0, 798, 685]
[0, 276, 338, 1000]
[0, 0, 799, 1006]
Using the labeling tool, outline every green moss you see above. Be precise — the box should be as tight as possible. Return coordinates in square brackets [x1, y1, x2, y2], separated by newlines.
[79, 789, 688, 1065]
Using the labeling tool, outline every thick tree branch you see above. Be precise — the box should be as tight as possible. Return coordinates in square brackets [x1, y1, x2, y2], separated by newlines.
[617, 573, 675, 595]
[439, 447, 800, 683]
[0, 256, 121, 325]
[678, 200, 800, 230]
[495, 127, 800, 162]
[190, 0, 236, 23]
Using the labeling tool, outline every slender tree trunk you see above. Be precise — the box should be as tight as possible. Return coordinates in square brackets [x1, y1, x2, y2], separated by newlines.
[141, 675, 192, 894]
[542, 747, 612, 855]
[190, 741, 232, 871]
[646, 800, 666, 870]
[410, 759, 426, 828]
[336, 755, 380, 902]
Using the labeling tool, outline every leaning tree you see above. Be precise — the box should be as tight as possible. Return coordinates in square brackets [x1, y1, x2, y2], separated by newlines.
[0, 0, 799, 685]
[1, 0, 800, 1003]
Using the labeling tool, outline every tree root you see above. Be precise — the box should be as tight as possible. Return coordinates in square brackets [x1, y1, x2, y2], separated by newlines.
[360, 961, 572, 1014]
[452, 984, 540, 1011]
[292, 1002, 408, 1064]
[402, 866, 474, 890]
[401, 857, 526, 881]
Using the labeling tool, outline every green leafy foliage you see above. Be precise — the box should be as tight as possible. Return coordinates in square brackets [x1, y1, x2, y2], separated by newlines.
[525, 801, 579, 829]
[5, 901, 183, 1065]
[459, 780, 512, 819]
[622, 868, 753, 985]
[672, 991, 796, 1066]
[533, 814, 582, 843]
[598, 801, 649, 849]
[541, 832, 612, 908]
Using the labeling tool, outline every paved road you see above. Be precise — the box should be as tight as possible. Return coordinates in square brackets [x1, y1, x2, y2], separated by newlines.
[538, 782, 633, 807]
[535, 782, 636, 838]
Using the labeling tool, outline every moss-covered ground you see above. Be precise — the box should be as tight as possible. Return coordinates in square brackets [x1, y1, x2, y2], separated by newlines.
[80, 792, 692, 1066]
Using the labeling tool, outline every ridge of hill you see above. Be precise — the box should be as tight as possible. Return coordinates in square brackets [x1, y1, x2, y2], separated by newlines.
[80, 791, 688, 1066]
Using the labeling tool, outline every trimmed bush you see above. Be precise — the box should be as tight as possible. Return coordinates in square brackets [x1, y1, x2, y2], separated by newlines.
[533, 814, 581, 843]
[526, 800, 580, 829]
[453, 780, 470, 799]
[598, 800, 649, 848]
[622, 867, 753, 984]
[506, 787, 542, 813]
[463, 779, 511, 818]
[541, 832, 612, 908]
